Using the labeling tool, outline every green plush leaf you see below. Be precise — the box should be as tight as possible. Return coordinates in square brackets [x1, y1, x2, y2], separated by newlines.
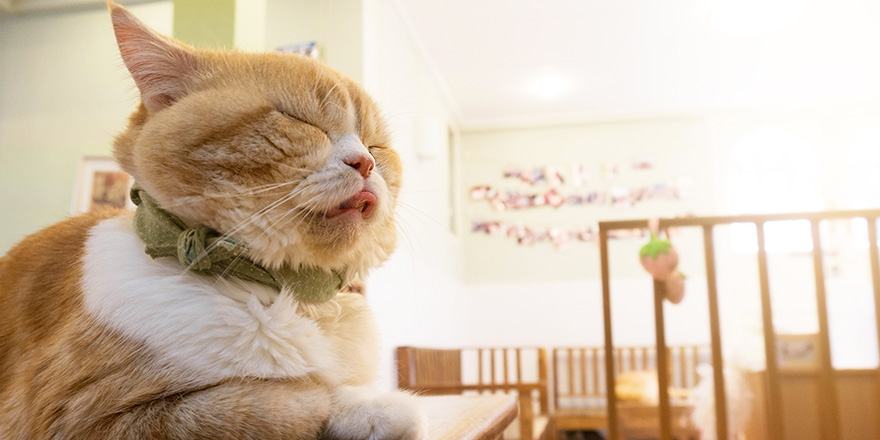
[639, 233, 672, 259]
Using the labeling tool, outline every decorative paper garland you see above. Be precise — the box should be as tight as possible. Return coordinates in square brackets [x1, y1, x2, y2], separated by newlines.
[500, 159, 654, 187]
[469, 160, 686, 249]
[470, 181, 682, 211]
[471, 220, 683, 249]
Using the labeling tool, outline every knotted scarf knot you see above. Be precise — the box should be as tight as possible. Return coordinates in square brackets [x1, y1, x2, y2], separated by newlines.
[177, 226, 212, 270]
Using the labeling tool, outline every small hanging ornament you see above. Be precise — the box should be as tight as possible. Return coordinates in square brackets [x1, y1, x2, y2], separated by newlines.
[665, 270, 686, 304]
[639, 232, 679, 281]
[639, 221, 685, 304]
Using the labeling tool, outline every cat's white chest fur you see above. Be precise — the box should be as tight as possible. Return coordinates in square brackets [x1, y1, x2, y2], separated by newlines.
[80, 216, 378, 386]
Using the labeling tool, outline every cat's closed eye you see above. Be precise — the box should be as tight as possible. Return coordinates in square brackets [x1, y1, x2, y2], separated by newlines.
[277, 109, 322, 130]
[277, 109, 306, 123]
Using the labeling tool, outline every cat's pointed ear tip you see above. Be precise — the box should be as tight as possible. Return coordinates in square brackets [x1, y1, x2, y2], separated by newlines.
[107, 1, 143, 32]
[106, 1, 129, 18]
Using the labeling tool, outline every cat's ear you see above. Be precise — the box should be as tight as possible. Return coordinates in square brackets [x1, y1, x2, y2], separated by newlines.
[108, 1, 197, 113]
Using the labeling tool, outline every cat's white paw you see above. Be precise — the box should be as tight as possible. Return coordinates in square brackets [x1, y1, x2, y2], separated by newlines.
[323, 385, 427, 440]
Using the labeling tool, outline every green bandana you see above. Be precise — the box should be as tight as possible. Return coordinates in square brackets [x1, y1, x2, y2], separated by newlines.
[130, 185, 347, 303]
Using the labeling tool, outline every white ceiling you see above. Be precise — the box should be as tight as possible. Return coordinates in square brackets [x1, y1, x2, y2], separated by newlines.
[394, 0, 880, 129]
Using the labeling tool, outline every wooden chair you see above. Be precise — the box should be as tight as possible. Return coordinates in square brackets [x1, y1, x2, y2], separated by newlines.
[617, 403, 699, 440]
[397, 346, 553, 440]
[551, 345, 707, 438]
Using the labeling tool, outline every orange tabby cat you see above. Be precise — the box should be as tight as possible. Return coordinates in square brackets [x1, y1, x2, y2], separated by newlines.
[0, 3, 424, 439]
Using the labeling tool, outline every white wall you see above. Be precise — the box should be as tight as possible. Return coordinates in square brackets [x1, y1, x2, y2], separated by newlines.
[0, 1, 174, 253]
[359, 0, 466, 390]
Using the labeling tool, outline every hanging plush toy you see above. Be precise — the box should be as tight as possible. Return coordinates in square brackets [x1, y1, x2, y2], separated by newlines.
[664, 270, 686, 304]
[639, 231, 686, 304]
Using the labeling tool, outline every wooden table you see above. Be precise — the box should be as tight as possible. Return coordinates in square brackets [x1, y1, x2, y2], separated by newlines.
[419, 394, 519, 440]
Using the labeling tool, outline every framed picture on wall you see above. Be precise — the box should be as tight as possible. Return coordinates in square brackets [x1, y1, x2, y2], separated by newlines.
[776, 333, 820, 371]
[71, 156, 135, 214]
[276, 41, 319, 59]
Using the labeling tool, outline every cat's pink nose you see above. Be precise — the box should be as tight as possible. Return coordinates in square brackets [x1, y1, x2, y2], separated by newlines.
[344, 154, 375, 179]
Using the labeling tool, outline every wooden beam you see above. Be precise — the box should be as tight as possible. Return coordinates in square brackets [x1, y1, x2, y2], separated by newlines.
[567, 347, 575, 398]
[757, 222, 785, 440]
[598, 209, 880, 231]
[537, 348, 550, 413]
[580, 348, 588, 396]
[810, 219, 841, 440]
[396, 346, 413, 389]
[703, 225, 729, 440]
[598, 226, 619, 440]
[867, 217, 880, 421]
[653, 280, 673, 440]
[407, 383, 545, 394]
[592, 348, 600, 395]
[552, 349, 561, 407]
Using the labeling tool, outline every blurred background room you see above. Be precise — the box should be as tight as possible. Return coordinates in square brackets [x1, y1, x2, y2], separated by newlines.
[3, 1, 880, 439]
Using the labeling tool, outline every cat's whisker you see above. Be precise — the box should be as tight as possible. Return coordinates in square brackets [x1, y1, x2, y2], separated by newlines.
[395, 201, 448, 232]
[283, 210, 316, 236]
[164, 190, 294, 208]
[394, 215, 420, 254]
[219, 190, 305, 238]
[207, 181, 301, 197]
[238, 195, 330, 267]
[262, 202, 311, 238]
[392, 216, 438, 287]
[323, 100, 349, 115]
[280, 194, 330, 232]
[160, 181, 302, 208]
[318, 81, 341, 111]
[213, 191, 299, 239]
[394, 218, 418, 257]
[213, 254, 249, 287]
[262, 209, 309, 249]
[399, 188, 446, 194]
[196, 183, 323, 268]
[240, 180, 301, 192]
[274, 163, 313, 173]
[183, 190, 305, 272]
[273, 208, 306, 232]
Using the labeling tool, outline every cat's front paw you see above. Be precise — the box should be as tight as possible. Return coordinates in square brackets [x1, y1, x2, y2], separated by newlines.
[322, 385, 427, 440]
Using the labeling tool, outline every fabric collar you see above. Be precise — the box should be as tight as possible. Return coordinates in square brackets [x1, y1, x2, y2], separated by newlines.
[130, 185, 347, 303]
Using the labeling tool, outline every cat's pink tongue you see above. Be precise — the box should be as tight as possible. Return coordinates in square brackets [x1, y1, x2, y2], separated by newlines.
[326, 191, 377, 219]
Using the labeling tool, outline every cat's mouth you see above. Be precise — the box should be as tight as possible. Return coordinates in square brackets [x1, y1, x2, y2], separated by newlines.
[325, 190, 377, 219]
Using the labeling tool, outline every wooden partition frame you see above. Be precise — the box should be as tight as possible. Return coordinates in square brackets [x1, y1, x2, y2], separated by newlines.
[598, 209, 880, 440]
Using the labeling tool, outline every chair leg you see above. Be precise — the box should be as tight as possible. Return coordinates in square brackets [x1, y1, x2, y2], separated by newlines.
[519, 392, 534, 440]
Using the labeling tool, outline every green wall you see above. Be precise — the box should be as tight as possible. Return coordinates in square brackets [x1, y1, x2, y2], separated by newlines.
[172, 0, 235, 49]
[0, 2, 175, 254]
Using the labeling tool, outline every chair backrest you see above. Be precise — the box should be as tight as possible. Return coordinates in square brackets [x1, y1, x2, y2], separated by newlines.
[396, 346, 551, 440]
[552, 345, 710, 409]
[396, 347, 462, 390]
